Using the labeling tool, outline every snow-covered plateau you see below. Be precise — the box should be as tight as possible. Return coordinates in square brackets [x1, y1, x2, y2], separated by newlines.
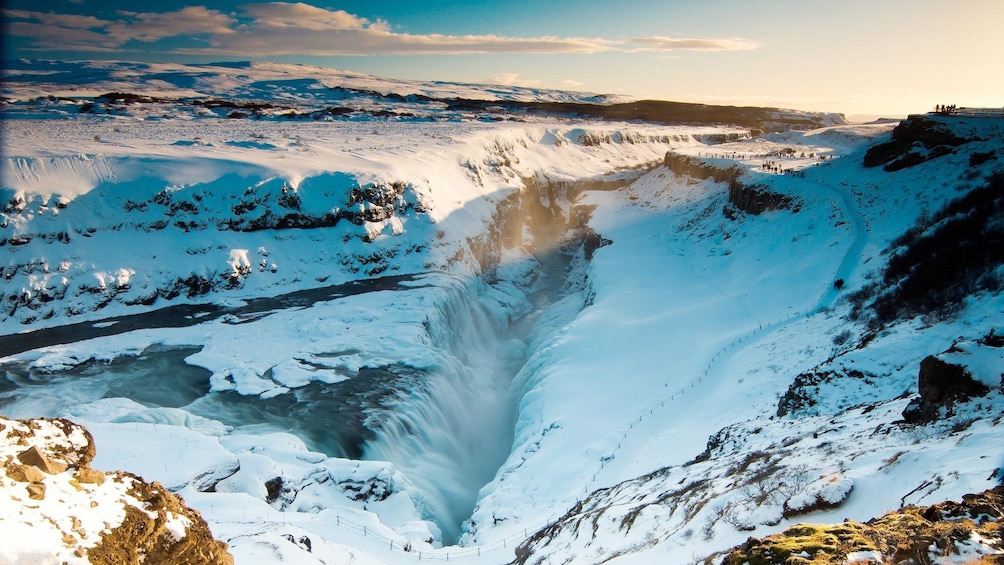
[1, 61, 1002, 564]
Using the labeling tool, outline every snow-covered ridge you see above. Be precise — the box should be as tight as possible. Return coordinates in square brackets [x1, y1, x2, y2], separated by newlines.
[1, 119, 726, 329]
[1, 59, 617, 125]
[2, 59, 618, 105]
[2, 60, 844, 131]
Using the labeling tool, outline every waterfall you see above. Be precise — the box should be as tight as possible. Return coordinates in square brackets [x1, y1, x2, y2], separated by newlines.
[361, 278, 526, 544]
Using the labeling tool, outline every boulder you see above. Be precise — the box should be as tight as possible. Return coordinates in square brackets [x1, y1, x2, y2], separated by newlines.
[17, 445, 68, 474]
[6, 461, 46, 483]
[75, 466, 106, 485]
[26, 482, 46, 500]
[903, 355, 991, 423]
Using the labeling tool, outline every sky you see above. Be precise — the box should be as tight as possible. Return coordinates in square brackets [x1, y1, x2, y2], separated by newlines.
[3, 0, 1002, 118]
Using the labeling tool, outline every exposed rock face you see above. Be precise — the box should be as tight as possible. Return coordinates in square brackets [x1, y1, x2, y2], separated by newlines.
[727, 183, 796, 215]
[903, 355, 992, 423]
[863, 115, 971, 171]
[0, 415, 233, 565]
[720, 486, 1004, 565]
[664, 151, 742, 184]
[87, 473, 235, 565]
[662, 151, 795, 216]
[777, 369, 877, 417]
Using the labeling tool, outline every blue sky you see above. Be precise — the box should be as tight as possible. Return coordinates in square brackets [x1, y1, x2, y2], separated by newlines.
[4, 0, 1002, 117]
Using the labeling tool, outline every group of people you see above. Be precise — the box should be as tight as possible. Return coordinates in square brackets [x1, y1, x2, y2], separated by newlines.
[697, 151, 760, 160]
[933, 104, 1003, 118]
[760, 160, 805, 177]
[694, 148, 828, 177]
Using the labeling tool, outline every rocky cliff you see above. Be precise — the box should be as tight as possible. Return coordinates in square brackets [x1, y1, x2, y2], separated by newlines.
[1, 415, 233, 564]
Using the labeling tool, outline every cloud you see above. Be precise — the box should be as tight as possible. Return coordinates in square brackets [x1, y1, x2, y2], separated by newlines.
[4, 20, 121, 51]
[4, 9, 110, 29]
[3, 6, 234, 51]
[3, 10, 121, 51]
[188, 29, 615, 56]
[109, 7, 236, 42]
[241, 2, 380, 31]
[628, 36, 763, 52]
[485, 73, 544, 88]
[3, 3, 762, 57]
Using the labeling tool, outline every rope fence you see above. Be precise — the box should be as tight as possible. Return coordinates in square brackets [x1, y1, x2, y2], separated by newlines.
[222, 507, 564, 561]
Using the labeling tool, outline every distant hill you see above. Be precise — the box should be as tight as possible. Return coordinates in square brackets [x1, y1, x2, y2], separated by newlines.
[2, 59, 844, 131]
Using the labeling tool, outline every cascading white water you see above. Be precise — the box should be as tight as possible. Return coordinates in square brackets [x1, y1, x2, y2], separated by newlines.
[361, 278, 528, 544]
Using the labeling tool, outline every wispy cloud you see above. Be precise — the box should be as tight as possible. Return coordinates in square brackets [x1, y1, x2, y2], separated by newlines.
[5, 9, 110, 29]
[485, 73, 544, 87]
[3, 7, 234, 51]
[240, 3, 385, 31]
[190, 30, 615, 56]
[109, 7, 236, 42]
[4, 10, 121, 52]
[3, 3, 762, 57]
[627, 36, 762, 52]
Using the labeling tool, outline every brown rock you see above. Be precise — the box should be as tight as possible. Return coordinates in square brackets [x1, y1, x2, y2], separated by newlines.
[75, 467, 106, 486]
[6, 417, 98, 469]
[3, 417, 232, 564]
[6, 461, 46, 483]
[47, 418, 98, 468]
[17, 445, 68, 475]
[26, 482, 46, 500]
[88, 473, 234, 565]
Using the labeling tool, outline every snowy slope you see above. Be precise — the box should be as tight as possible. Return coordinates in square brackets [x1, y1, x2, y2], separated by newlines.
[489, 116, 1004, 563]
[1, 62, 1002, 565]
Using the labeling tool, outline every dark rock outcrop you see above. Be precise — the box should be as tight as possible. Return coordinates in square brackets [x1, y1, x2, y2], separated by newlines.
[727, 183, 795, 215]
[776, 369, 876, 418]
[663, 151, 794, 216]
[903, 355, 991, 423]
[863, 115, 971, 171]
[664, 151, 743, 184]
